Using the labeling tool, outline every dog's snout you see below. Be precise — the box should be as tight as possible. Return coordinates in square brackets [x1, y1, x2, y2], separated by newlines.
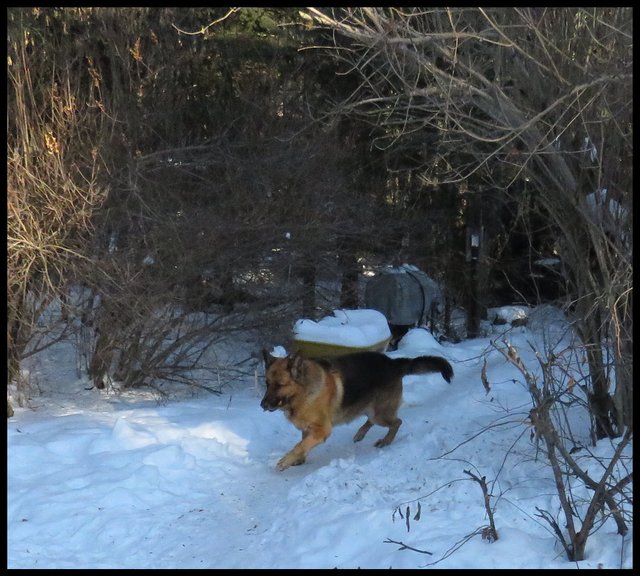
[260, 393, 280, 412]
[260, 393, 274, 411]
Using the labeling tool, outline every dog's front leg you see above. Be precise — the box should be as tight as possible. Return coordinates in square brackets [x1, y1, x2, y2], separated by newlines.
[277, 423, 331, 471]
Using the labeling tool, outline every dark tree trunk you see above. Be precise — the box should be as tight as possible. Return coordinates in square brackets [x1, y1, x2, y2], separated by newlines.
[613, 295, 633, 431]
[467, 258, 480, 338]
[337, 234, 359, 309]
[465, 194, 484, 339]
[578, 307, 620, 441]
[300, 257, 316, 319]
[339, 254, 359, 310]
[7, 290, 28, 388]
[8, 321, 23, 387]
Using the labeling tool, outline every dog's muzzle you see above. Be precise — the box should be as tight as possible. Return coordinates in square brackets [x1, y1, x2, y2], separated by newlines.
[261, 397, 284, 412]
[260, 397, 275, 411]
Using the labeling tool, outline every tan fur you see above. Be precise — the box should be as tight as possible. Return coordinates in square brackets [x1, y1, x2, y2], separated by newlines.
[261, 351, 422, 471]
[260, 355, 341, 470]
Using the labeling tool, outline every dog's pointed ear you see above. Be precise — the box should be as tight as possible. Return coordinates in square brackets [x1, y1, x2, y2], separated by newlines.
[287, 352, 305, 381]
[288, 353, 325, 392]
[262, 348, 276, 368]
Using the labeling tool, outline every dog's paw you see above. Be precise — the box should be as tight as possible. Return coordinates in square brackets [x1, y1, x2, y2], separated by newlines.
[276, 456, 293, 471]
[277, 453, 305, 471]
[352, 430, 366, 443]
[374, 438, 392, 448]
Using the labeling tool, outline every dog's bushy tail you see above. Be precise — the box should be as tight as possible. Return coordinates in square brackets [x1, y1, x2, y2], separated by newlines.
[396, 355, 453, 383]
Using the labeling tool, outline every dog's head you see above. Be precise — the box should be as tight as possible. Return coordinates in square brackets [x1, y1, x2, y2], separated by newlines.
[261, 349, 329, 412]
[260, 350, 306, 412]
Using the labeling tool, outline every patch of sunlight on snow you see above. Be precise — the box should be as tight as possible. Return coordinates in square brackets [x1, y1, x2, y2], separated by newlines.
[189, 422, 249, 456]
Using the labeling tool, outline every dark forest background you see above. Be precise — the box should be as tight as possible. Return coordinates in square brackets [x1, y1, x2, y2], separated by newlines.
[7, 8, 631, 439]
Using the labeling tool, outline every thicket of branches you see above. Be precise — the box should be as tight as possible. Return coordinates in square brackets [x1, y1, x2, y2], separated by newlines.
[303, 7, 632, 561]
[305, 6, 632, 435]
[7, 8, 108, 389]
[8, 7, 631, 433]
[7, 8, 415, 399]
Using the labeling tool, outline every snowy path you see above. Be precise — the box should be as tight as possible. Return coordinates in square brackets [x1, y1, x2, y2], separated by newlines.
[8, 323, 632, 568]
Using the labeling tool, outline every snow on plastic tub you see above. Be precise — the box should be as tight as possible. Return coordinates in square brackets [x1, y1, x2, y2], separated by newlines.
[292, 308, 391, 358]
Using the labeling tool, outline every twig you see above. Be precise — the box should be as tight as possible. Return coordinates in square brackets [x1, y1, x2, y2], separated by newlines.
[172, 8, 239, 36]
[383, 538, 432, 555]
[535, 507, 572, 559]
[421, 528, 484, 567]
[463, 469, 499, 542]
[480, 357, 491, 393]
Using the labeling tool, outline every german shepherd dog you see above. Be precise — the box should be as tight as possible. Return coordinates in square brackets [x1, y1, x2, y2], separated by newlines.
[261, 350, 453, 471]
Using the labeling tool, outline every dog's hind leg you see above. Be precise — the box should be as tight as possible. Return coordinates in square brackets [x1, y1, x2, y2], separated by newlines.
[353, 419, 374, 442]
[370, 383, 403, 447]
[373, 417, 402, 448]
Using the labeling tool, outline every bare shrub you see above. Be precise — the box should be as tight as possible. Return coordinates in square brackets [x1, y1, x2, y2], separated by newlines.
[391, 325, 631, 565]
[494, 339, 631, 561]
[7, 8, 108, 409]
[304, 7, 632, 436]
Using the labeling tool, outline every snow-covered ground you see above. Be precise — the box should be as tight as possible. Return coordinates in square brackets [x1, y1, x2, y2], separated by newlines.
[7, 305, 632, 569]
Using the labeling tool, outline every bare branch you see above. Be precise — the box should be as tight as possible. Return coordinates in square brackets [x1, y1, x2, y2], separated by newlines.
[383, 538, 433, 555]
[171, 7, 240, 36]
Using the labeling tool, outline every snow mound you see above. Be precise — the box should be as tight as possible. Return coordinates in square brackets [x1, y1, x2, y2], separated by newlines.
[394, 326, 441, 354]
[487, 305, 530, 325]
[270, 345, 288, 358]
[293, 309, 391, 348]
